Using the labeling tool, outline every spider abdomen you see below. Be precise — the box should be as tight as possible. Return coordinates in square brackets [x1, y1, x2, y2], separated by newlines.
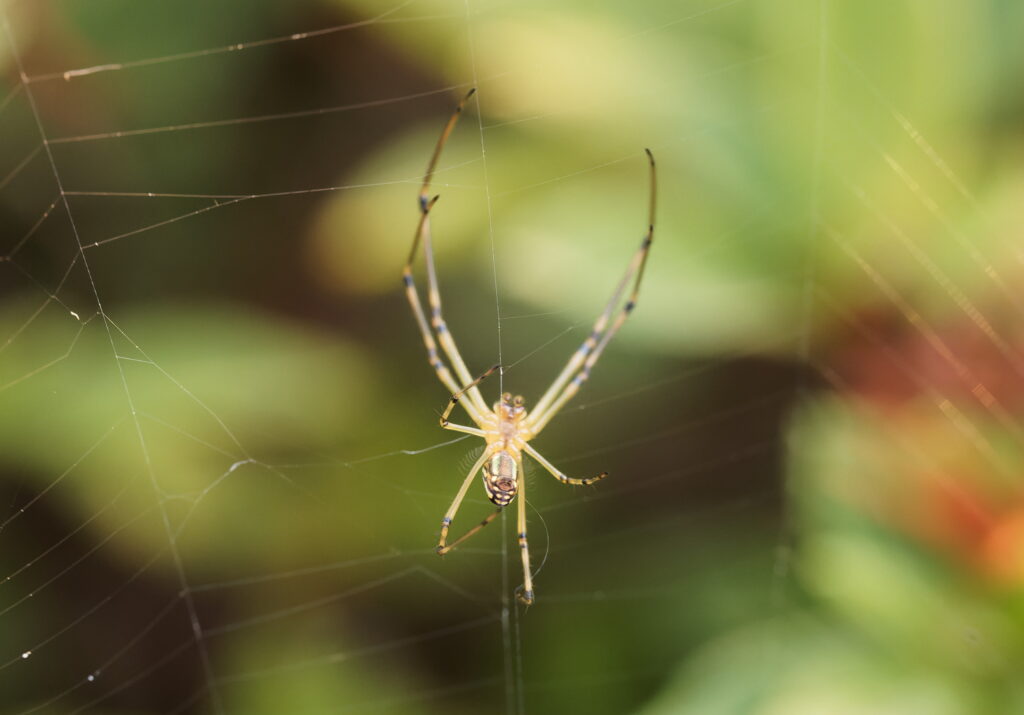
[483, 451, 518, 506]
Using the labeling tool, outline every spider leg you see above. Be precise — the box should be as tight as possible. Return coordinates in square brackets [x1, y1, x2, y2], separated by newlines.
[436, 450, 491, 554]
[419, 88, 476, 209]
[527, 150, 657, 435]
[516, 460, 534, 605]
[405, 88, 491, 416]
[441, 423, 486, 438]
[421, 212, 491, 416]
[403, 197, 487, 425]
[440, 363, 500, 427]
[438, 507, 502, 555]
[523, 443, 607, 486]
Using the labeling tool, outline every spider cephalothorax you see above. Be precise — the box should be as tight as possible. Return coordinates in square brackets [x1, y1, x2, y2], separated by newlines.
[493, 392, 529, 440]
[402, 88, 655, 604]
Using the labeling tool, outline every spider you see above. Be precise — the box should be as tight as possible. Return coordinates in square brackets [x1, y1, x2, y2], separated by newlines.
[402, 88, 656, 605]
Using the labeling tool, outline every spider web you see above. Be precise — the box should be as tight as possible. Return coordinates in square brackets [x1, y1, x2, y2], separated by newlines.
[2, 0, 1020, 713]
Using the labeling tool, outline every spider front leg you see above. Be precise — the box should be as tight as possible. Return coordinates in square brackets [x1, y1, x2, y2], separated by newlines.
[402, 197, 487, 426]
[527, 149, 657, 436]
[402, 87, 491, 418]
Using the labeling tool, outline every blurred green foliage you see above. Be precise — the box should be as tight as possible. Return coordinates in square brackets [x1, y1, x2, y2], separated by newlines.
[2, 0, 1024, 713]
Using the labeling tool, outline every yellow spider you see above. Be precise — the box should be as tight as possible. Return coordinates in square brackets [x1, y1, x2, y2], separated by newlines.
[402, 89, 656, 604]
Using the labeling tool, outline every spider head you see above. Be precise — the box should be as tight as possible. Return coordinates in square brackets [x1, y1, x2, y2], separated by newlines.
[495, 392, 527, 423]
[482, 451, 519, 506]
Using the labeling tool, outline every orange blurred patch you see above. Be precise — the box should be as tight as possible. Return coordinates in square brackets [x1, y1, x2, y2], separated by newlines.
[979, 509, 1024, 585]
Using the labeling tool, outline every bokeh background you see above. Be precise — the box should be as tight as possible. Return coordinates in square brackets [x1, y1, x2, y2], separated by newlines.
[2, 0, 1024, 713]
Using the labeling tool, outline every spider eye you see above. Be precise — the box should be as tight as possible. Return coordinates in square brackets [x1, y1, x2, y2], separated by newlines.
[513, 395, 524, 406]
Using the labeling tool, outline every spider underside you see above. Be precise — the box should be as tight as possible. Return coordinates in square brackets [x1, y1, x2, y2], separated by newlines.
[402, 89, 657, 605]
